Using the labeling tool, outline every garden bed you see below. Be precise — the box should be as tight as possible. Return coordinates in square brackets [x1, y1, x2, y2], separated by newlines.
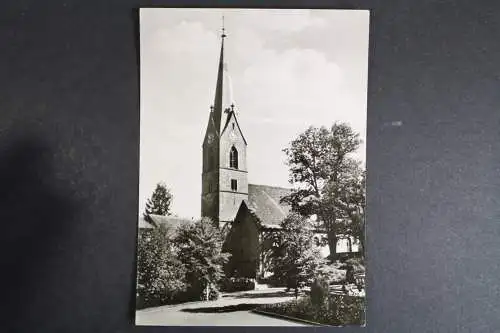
[255, 294, 365, 326]
[219, 277, 255, 292]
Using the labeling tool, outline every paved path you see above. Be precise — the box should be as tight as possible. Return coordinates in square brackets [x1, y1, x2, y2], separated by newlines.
[136, 287, 309, 326]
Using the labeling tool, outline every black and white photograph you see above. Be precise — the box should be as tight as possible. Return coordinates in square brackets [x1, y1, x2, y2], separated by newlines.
[136, 8, 369, 326]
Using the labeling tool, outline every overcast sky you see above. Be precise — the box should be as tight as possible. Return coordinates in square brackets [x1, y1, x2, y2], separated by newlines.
[139, 8, 369, 219]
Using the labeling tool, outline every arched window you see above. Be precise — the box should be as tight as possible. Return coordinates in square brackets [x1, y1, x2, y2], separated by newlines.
[229, 146, 238, 169]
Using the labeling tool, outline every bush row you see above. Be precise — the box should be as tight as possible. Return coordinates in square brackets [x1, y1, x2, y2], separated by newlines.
[219, 277, 255, 292]
[257, 291, 365, 326]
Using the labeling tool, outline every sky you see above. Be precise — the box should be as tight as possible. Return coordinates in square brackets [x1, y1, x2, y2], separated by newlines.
[139, 8, 370, 219]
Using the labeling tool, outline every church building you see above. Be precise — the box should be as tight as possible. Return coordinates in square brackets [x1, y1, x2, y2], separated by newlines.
[200, 27, 359, 279]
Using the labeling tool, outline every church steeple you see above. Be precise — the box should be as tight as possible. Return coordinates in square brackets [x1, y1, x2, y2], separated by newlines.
[202, 17, 248, 229]
[213, 17, 234, 134]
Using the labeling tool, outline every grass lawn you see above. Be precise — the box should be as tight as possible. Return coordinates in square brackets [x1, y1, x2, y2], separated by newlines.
[256, 294, 365, 326]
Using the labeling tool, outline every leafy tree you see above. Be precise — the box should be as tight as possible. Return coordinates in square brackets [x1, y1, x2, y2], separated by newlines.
[328, 170, 366, 253]
[258, 231, 281, 279]
[144, 182, 173, 219]
[321, 166, 366, 255]
[136, 224, 186, 307]
[175, 217, 231, 301]
[271, 213, 327, 294]
[281, 123, 365, 257]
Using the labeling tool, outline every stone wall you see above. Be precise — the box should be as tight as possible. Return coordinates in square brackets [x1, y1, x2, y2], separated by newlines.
[219, 191, 248, 222]
[218, 112, 248, 222]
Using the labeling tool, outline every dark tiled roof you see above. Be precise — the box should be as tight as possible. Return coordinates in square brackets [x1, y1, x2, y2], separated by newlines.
[139, 214, 195, 236]
[247, 184, 293, 226]
[149, 214, 195, 228]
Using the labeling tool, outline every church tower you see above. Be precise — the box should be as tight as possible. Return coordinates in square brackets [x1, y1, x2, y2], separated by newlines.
[201, 22, 248, 229]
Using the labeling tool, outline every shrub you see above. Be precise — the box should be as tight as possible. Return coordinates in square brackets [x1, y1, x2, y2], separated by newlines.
[220, 277, 255, 292]
[208, 284, 221, 300]
[136, 226, 186, 309]
[188, 282, 221, 301]
[258, 274, 286, 287]
[345, 265, 355, 284]
[316, 263, 346, 285]
[258, 294, 365, 326]
[331, 294, 365, 325]
[345, 257, 365, 274]
[310, 278, 329, 307]
[271, 214, 328, 292]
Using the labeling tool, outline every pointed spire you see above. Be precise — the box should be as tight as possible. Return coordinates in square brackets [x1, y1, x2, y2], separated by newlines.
[221, 15, 227, 39]
[212, 15, 234, 133]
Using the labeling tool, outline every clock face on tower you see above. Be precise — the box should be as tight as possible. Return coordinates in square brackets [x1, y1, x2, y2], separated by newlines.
[207, 133, 214, 144]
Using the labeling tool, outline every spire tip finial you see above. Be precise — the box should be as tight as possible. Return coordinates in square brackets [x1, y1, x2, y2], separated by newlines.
[221, 15, 227, 39]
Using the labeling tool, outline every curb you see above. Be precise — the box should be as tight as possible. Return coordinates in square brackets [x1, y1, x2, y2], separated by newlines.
[251, 309, 326, 327]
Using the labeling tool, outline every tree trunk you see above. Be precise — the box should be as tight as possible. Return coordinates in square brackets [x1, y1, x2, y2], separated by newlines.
[326, 221, 338, 259]
[328, 234, 337, 259]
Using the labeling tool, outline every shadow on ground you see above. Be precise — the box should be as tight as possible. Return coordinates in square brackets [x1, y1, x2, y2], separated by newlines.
[226, 291, 295, 299]
[181, 303, 267, 313]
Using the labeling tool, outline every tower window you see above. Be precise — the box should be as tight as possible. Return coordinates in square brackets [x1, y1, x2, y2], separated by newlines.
[231, 179, 237, 191]
[229, 146, 238, 169]
[232, 123, 235, 130]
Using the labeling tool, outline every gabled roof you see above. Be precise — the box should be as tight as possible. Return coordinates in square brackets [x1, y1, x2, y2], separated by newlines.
[149, 214, 195, 227]
[220, 110, 247, 145]
[247, 184, 293, 226]
[139, 214, 195, 236]
[234, 185, 337, 232]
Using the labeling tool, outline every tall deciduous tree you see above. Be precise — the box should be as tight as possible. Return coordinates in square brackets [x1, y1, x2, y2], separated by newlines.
[321, 166, 366, 254]
[144, 182, 173, 219]
[281, 123, 365, 257]
[271, 213, 327, 294]
[175, 217, 231, 300]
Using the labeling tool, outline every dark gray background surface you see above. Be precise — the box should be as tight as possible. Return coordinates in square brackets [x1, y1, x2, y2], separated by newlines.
[1, 1, 499, 332]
